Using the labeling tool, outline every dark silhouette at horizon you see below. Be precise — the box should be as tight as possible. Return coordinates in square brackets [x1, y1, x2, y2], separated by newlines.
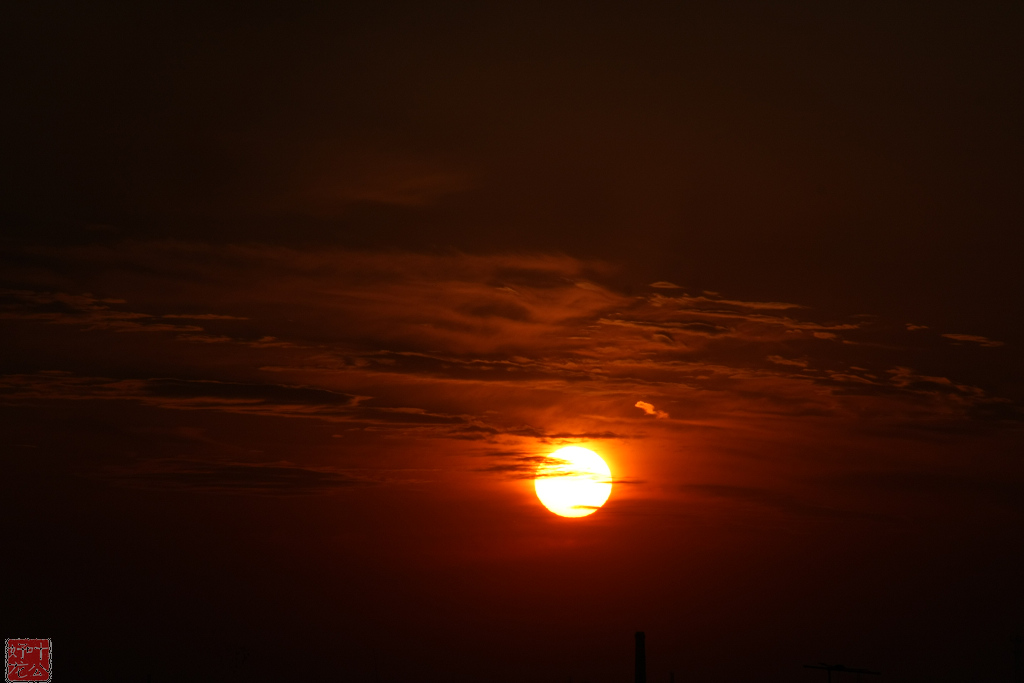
[1014, 632, 1022, 683]
[804, 662, 881, 683]
[635, 631, 646, 683]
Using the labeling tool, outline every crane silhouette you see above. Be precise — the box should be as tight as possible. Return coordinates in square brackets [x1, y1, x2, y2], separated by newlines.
[804, 662, 881, 683]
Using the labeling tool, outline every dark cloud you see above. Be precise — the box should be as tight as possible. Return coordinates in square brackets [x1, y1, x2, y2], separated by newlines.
[828, 471, 1024, 508]
[461, 301, 532, 321]
[162, 313, 248, 320]
[108, 458, 377, 495]
[144, 378, 359, 407]
[475, 458, 550, 480]
[680, 484, 891, 522]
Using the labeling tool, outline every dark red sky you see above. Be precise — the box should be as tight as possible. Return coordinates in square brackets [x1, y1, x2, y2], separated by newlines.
[3, 2, 1023, 682]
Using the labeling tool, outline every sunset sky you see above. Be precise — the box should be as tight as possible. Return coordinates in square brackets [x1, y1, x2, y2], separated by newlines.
[3, 2, 1023, 682]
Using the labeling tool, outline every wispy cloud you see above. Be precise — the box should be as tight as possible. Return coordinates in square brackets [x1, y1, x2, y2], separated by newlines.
[162, 313, 249, 320]
[634, 401, 668, 419]
[0, 289, 203, 333]
[2, 241, 1019, 492]
[941, 333, 1005, 347]
[0, 289, 243, 334]
[767, 355, 809, 368]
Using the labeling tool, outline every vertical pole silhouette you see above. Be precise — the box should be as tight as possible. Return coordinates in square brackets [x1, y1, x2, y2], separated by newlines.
[635, 632, 646, 683]
[1013, 632, 1022, 683]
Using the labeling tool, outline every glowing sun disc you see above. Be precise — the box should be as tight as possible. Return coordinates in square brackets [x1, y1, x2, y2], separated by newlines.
[534, 446, 612, 518]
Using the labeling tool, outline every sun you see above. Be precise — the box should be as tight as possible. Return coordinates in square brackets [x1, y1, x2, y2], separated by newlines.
[534, 446, 613, 518]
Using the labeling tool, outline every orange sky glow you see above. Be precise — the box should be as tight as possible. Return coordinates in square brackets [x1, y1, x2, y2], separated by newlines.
[3, 3, 1023, 681]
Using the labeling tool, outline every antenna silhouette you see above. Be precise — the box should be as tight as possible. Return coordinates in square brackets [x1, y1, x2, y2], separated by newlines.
[804, 662, 881, 683]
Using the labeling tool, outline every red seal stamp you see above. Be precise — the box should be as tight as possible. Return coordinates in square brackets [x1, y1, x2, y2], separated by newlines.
[5, 640, 51, 682]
